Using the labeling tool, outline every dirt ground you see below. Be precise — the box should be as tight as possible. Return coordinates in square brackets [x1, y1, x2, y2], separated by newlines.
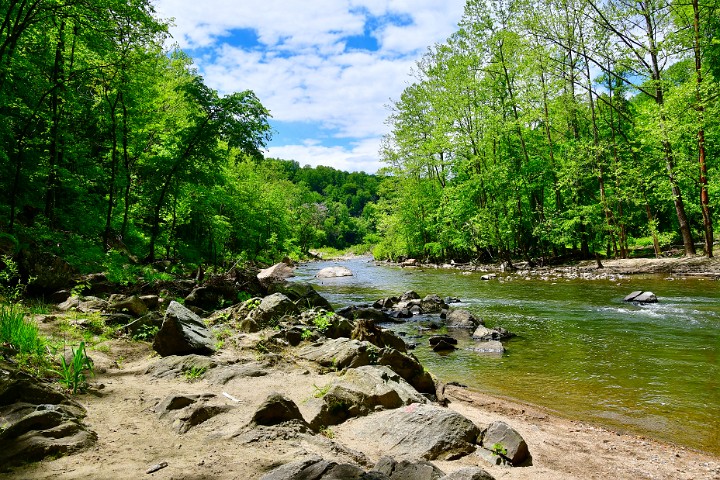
[7, 328, 720, 480]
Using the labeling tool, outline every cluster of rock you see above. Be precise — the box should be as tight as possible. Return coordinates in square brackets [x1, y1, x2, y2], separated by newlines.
[8, 260, 529, 474]
[140, 265, 530, 475]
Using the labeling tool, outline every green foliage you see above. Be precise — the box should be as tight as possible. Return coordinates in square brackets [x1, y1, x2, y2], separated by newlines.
[183, 366, 206, 382]
[132, 324, 159, 341]
[0, 305, 44, 355]
[313, 311, 334, 333]
[56, 342, 94, 394]
[0, 257, 29, 303]
[301, 328, 313, 341]
[490, 442, 508, 457]
[312, 383, 332, 398]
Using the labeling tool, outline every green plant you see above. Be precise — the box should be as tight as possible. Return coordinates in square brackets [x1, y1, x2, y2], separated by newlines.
[56, 342, 94, 394]
[0, 305, 44, 355]
[490, 442, 507, 457]
[70, 280, 91, 298]
[132, 324, 159, 341]
[0, 256, 29, 302]
[184, 366, 206, 381]
[246, 298, 262, 311]
[313, 311, 334, 333]
[319, 427, 334, 439]
[312, 383, 332, 398]
[301, 328, 313, 340]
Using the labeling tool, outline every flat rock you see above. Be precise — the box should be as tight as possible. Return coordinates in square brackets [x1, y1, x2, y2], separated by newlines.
[343, 403, 480, 460]
[145, 355, 217, 379]
[152, 301, 215, 357]
[260, 456, 374, 480]
[0, 367, 96, 468]
[297, 338, 376, 370]
[154, 393, 232, 433]
[307, 365, 427, 430]
[446, 309, 482, 329]
[439, 467, 495, 480]
[316, 266, 353, 278]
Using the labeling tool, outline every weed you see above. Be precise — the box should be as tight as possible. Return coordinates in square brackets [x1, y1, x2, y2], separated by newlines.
[56, 342, 94, 394]
[0, 305, 44, 355]
[319, 427, 334, 439]
[490, 442, 508, 457]
[312, 383, 332, 398]
[246, 298, 261, 311]
[70, 280, 91, 298]
[132, 324, 159, 341]
[184, 366, 206, 381]
[313, 311, 334, 333]
[301, 329, 313, 340]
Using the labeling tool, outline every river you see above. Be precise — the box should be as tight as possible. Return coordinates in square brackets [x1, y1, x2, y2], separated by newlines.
[292, 256, 720, 455]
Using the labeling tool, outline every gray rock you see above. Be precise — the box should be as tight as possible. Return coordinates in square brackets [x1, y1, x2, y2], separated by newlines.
[57, 295, 81, 311]
[351, 319, 407, 352]
[297, 338, 377, 370]
[184, 286, 223, 310]
[154, 393, 232, 433]
[257, 262, 295, 287]
[145, 354, 217, 379]
[108, 294, 148, 317]
[252, 392, 306, 426]
[421, 294, 447, 314]
[479, 421, 529, 465]
[377, 349, 435, 395]
[634, 291, 658, 303]
[347, 403, 480, 460]
[269, 282, 333, 311]
[21, 251, 76, 293]
[251, 293, 300, 326]
[446, 309, 482, 329]
[438, 467, 495, 480]
[400, 291, 420, 302]
[307, 365, 427, 430]
[316, 266, 353, 278]
[472, 326, 514, 342]
[373, 457, 444, 479]
[205, 362, 268, 384]
[0, 368, 96, 467]
[260, 456, 375, 480]
[152, 301, 216, 357]
[76, 296, 108, 313]
[623, 290, 643, 302]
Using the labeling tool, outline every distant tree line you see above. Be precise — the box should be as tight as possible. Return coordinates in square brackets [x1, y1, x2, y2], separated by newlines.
[375, 0, 719, 264]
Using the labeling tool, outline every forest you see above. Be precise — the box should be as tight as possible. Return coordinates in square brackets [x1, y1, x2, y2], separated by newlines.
[0, 0, 718, 278]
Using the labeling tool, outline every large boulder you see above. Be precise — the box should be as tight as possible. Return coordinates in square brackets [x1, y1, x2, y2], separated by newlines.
[260, 456, 373, 480]
[316, 266, 353, 278]
[269, 282, 333, 311]
[249, 293, 300, 327]
[351, 318, 407, 352]
[377, 349, 435, 395]
[373, 457, 444, 480]
[479, 420, 530, 466]
[343, 403, 480, 460]
[257, 262, 295, 288]
[20, 251, 76, 294]
[446, 309, 482, 329]
[252, 392, 306, 427]
[420, 294, 447, 314]
[297, 338, 377, 370]
[307, 366, 427, 430]
[107, 294, 148, 317]
[0, 367, 96, 468]
[152, 301, 216, 357]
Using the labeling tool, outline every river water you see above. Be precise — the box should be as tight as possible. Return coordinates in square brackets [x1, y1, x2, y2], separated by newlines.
[292, 257, 720, 455]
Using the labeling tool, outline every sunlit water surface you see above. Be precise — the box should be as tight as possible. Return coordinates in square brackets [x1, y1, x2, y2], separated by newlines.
[293, 257, 720, 455]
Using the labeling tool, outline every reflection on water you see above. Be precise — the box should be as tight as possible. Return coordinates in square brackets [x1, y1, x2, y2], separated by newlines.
[293, 257, 720, 455]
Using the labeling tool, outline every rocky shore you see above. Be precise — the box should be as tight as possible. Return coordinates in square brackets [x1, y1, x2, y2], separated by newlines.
[2, 263, 719, 479]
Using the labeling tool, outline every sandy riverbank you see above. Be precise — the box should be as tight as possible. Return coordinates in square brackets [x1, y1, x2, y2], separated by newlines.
[6, 329, 719, 480]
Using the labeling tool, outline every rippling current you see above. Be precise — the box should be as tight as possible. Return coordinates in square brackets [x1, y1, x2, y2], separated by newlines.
[292, 257, 720, 455]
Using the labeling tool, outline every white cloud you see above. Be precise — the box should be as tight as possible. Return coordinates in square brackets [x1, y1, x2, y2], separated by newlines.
[153, 0, 466, 172]
[266, 139, 384, 173]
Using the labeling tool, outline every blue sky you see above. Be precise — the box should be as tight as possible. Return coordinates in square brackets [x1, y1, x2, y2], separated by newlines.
[154, 0, 466, 173]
